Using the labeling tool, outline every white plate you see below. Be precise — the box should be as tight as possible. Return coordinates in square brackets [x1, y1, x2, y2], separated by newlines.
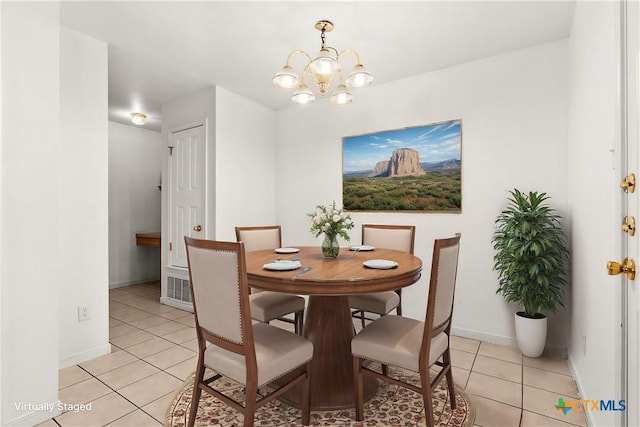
[349, 245, 375, 252]
[363, 259, 398, 270]
[263, 260, 302, 271]
[275, 247, 300, 254]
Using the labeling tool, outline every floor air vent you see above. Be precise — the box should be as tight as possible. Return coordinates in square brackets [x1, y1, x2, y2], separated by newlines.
[167, 276, 191, 303]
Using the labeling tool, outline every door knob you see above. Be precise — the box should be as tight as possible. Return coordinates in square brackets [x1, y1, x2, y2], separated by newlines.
[620, 173, 636, 193]
[193, 225, 202, 232]
[623, 216, 636, 236]
[607, 258, 636, 280]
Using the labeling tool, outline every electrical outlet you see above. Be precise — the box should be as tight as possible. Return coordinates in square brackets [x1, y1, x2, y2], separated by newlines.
[78, 305, 90, 322]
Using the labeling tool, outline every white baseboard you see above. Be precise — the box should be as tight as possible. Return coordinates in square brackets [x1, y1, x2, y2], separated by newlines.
[451, 325, 518, 347]
[109, 278, 160, 289]
[58, 343, 111, 370]
[4, 400, 61, 426]
[567, 353, 585, 399]
[451, 325, 567, 357]
[567, 352, 594, 426]
[160, 296, 193, 313]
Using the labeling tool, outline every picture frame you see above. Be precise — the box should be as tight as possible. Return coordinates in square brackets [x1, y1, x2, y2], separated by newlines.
[342, 119, 462, 212]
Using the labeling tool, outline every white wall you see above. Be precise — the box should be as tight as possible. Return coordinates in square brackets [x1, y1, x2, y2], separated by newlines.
[1, 3, 61, 425]
[58, 27, 110, 368]
[214, 87, 277, 242]
[276, 40, 570, 351]
[109, 121, 162, 288]
[1, 5, 4, 423]
[567, 2, 619, 426]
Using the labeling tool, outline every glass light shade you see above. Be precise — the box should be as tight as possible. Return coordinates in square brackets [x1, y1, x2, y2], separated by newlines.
[346, 64, 374, 88]
[291, 84, 316, 104]
[330, 85, 353, 105]
[272, 65, 299, 89]
[308, 48, 340, 76]
[130, 112, 147, 125]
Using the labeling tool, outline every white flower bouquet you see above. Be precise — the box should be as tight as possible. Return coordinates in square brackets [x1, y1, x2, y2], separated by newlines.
[308, 201, 354, 241]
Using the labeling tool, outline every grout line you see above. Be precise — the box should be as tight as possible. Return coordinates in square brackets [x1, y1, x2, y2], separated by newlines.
[466, 392, 524, 411]
[65, 282, 583, 427]
[76, 352, 178, 425]
[56, 289, 184, 425]
[519, 354, 524, 426]
[55, 365, 139, 426]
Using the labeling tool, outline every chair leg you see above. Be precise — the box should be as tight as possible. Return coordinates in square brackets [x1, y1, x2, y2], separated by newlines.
[352, 356, 364, 421]
[188, 358, 205, 427]
[443, 348, 457, 409]
[422, 385, 435, 427]
[301, 364, 311, 426]
[244, 385, 257, 427]
[395, 289, 402, 316]
[295, 310, 304, 336]
[360, 311, 366, 329]
[419, 368, 435, 427]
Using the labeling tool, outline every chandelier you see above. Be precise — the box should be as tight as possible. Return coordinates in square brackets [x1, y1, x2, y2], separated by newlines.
[272, 20, 373, 105]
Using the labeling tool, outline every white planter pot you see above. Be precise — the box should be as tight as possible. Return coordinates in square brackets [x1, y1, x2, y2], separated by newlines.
[514, 312, 547, 358]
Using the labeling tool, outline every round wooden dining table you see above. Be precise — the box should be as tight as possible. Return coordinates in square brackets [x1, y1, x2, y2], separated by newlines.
[245, 246, 422, 411]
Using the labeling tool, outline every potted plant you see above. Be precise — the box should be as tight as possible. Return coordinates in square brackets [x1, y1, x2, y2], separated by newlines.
[492, 189, 569, 357]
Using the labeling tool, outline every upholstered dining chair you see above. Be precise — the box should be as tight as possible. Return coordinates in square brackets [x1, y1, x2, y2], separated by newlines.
[184, 237, 313, 427]
[349, 224, 416, 328]
[351, 233, 461, 427]
[235, 225, 306, 335]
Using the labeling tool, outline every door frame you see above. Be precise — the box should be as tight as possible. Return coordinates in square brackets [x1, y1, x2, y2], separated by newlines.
[619, 1, 639, 425]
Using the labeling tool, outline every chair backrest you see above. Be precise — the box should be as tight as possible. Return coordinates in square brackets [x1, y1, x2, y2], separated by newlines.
[423, 234, 461, 342]
[362, 224, 416, 254]
[235, 225, 282, 252]
[185, 237, 255, 357]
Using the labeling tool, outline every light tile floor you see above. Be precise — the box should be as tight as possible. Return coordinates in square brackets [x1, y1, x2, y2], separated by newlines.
[38, 281, 586, 427]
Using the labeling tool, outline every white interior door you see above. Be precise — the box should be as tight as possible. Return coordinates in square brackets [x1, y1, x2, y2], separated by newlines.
[621, 1, 639, 424]
[169, 124, 205, 268]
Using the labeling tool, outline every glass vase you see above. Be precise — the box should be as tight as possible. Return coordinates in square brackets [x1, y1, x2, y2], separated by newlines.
[322, 234, 340, 258]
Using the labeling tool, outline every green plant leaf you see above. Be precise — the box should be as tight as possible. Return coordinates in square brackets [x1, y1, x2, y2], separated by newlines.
[492, 189, 569, 316]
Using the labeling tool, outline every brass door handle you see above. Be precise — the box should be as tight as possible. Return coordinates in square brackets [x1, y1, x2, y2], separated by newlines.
[607, 258, 636, 280]
[621, 173, 636, 193]
[623, 216, 636, 236]
[193, 225, 202, 232]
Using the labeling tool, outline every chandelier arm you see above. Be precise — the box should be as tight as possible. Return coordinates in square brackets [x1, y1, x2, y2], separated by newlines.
[285, 50, 313, 67]
[302, 63, 312, 77]
[337, 49, 363, 65]
[300, 67, 311, 86]
[325, 46, 340, 58]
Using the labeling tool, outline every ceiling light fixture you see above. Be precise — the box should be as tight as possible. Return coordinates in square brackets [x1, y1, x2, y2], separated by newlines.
[130, 112, 147, 125]
[273, 20, 373, 105]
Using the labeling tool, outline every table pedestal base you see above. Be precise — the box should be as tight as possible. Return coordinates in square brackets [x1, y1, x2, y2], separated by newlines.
[278, 295, 378, 410]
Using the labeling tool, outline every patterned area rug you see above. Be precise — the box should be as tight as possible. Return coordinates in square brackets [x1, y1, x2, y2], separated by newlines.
[166, 366, 475, 427]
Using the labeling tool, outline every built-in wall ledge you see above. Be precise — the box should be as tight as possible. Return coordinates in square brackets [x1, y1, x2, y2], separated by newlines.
[135, 231, 161, 247]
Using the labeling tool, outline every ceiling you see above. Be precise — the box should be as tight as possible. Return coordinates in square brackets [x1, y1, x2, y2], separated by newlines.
[60, 1, 576, 132]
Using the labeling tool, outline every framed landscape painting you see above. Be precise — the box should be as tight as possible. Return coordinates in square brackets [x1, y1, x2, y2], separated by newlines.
[342, 119, 462, 212]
